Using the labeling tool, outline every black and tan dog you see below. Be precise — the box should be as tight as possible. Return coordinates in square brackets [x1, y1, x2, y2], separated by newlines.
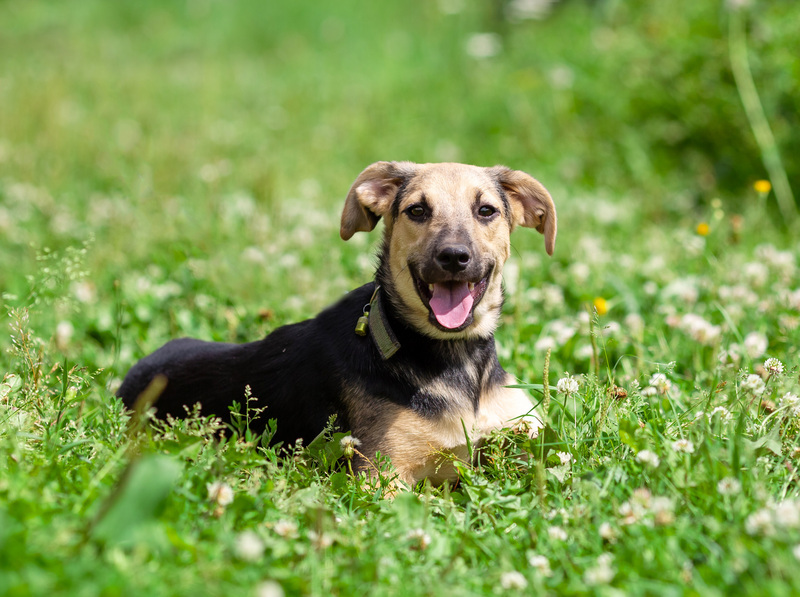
[118, 161, 557, 486]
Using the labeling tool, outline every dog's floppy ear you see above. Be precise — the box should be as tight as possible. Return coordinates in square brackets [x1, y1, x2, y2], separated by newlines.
[491, 166, 557, 256]
[340, 161, 416, 240]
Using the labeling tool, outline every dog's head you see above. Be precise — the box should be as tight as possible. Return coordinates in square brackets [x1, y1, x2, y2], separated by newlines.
[340, 161, 556, 340]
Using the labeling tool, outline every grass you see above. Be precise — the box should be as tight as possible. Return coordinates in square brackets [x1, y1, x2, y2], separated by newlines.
[1, 0, 799, 595]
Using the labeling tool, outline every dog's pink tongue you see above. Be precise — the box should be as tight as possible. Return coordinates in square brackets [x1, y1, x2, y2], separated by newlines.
[429, 283, 474, 329]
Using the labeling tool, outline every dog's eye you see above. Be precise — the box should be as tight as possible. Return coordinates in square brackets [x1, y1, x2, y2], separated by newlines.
[478, 205, 497, 218]
[407, 205, 427, 219]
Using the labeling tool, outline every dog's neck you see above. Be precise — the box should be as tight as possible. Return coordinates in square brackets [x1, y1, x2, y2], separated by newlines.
[366, 285, 401, 360]
[367, 280, 505, 418]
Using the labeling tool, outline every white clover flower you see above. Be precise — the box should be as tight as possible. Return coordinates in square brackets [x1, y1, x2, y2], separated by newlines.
[618, 502, 641, 526]
[340, 435, 361, 459]
[544, 507, 569, 522]
[679, 314, 721, 345]
[242, 246, 266, 264]
[661, 277, 699, 304]
[743, 332, 768, 359]
[556, 375, 580, 396]
[151, 280, 182, 301]
[535, 336, 557, 353]
[743, 262, 769, 287]
[779, 393, 800, 417]
[554, 324, 577, 346]
[549, 319, 576, 346]
[763, 358, 784, 376]
[641, 386, 658, 398]
[773, 499, 800, 529]
[717, 477, 742, 496]
[597, 553, 614, 568]
[71, 280, 97, 304]
[631, 488, 652, 509]
[671, 439, 695, 454]
[707, 406, 733, 422]
[584, 554, 615, 586]
[273, 520, 299, 538]
[207, 481, 234, 507]
[636, 450, 660, 468]
[547, 526, 568, 541]
[198, 160, 232, 184]
[507, 0, 558, 21]
[719, 284, 758, 307]
[55, 320, 75, 350]
[725, 0, 752, 12]
[542, 284, 565, 307]
[778, 315, 800, 334]
[528, 554, 553, 576]
[500, 570, 528, 590]
[788, 289, 800, 311]
[234, 530, 265, 561]
[620, 490, 676, 526]
[308, 530, 334, 549]
[598, 521, 618, 542]
[437, 0, 465, 15]
[465, 33, 502, 59]
[255, 581, 285, 597]
[745, 508, 775, 537]
[556, 451, 572, 465]
[648, 373, 672, 395]
[651, 496, 676, 526]
[758, 245, 797, 276]
[405, 528, 432, 550]
[584, 565, 615, 586]
[624, 312, 645, 336]
[740, 374, 765, 396]
[568, 261, 590, 284]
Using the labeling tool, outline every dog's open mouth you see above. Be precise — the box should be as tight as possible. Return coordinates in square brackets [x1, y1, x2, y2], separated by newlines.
[413, 272, 490, 331]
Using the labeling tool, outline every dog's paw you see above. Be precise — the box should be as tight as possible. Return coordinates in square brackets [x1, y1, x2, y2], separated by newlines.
[511, 414, 544, 439]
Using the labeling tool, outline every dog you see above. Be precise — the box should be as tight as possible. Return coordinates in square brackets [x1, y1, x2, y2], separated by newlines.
[117, 161, 557, 486]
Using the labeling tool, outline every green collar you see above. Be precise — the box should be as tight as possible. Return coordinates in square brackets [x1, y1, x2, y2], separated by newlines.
[354, 285, 401, 360]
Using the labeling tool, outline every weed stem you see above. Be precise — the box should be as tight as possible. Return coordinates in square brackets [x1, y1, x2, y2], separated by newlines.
[729, 8, 797, 224]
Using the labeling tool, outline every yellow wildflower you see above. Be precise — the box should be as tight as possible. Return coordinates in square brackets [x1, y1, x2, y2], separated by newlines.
[696, 222, 710, 236]
[754, 180, 771, 194]
[593, 297, 608, 316]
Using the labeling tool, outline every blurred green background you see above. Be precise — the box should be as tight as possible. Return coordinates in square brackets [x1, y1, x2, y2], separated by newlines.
[0, 0, 797, 372]
[3, 0, 797, 200]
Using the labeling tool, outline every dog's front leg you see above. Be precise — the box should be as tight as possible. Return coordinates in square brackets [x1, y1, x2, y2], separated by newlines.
[476, 384, 543, 438]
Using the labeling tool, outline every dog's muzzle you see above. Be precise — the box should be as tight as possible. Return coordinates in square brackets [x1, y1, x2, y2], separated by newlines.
[411, 253, 492, 331]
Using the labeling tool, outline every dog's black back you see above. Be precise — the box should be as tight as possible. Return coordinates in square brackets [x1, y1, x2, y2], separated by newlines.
[118, 286, 366, 443]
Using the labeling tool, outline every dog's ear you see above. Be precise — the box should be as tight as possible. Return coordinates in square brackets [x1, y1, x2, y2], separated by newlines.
[490, 166, 557, 256]
[340, 161, 416, 240]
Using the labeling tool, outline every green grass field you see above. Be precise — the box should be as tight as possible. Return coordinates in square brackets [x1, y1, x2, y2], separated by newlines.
[1, 1, 799, 595]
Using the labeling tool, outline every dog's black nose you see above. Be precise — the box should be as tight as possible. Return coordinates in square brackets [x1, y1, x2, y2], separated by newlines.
[435, 245, 471, 273]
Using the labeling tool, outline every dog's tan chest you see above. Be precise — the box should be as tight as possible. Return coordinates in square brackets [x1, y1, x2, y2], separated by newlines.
[371, 378, 540, 486]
